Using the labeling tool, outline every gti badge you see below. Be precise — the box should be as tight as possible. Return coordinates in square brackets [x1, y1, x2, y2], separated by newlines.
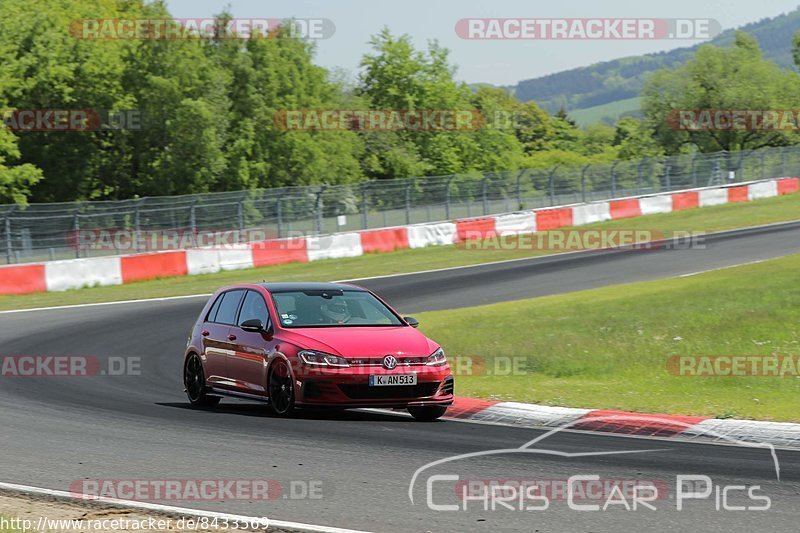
[382, 355, 398, 370]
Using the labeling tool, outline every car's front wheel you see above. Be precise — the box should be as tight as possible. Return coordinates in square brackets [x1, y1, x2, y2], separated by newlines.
[408, 405, 447, 421]
[184, 353, 220, 408]
[269, 359, 296, 417]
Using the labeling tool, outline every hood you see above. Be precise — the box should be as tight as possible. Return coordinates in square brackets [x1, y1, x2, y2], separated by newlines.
[277, 326, 438, 358]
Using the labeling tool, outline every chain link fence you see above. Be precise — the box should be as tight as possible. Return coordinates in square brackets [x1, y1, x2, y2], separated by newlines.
[2, 146, 800, 264]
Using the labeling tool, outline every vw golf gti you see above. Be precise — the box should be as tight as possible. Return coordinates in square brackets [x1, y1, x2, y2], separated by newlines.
[183, 282, 454, 420]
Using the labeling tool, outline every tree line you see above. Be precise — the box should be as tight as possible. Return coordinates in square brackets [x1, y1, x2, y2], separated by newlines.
[1, 0, 799, 205]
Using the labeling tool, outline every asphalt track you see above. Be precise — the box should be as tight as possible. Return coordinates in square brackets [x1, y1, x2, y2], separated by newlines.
[2, 221, 800, 532]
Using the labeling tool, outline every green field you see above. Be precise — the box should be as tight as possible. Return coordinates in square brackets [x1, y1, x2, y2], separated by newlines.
[417, 253, 800, 422]
[570, 97, 641, 127]
[1, 191, 799, 312]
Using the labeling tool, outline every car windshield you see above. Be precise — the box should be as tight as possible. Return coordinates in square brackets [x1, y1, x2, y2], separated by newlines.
[271, 289, 404, 328]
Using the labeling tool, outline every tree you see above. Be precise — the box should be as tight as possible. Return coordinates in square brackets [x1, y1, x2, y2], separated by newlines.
[643, 31, 800, 153]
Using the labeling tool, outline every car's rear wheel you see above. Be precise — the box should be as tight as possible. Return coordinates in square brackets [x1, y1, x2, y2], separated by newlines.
[184, 353, 220, 407]
[269, 359, 295, 417]
[408, 405, 447, 421]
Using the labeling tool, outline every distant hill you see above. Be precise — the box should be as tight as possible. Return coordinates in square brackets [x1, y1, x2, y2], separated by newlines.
[508, 8, 800, 125]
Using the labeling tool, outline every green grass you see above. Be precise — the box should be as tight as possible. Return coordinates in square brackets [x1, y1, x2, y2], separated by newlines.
[416, 253, 800, 422]
[571, 97, 641, 127]
[1, 191, 799, 312]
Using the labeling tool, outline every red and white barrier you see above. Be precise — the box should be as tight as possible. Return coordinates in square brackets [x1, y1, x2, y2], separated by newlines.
[1, 177, 798, 295]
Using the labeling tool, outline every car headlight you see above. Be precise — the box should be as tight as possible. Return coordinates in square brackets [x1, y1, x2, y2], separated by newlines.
[426, 348, 447, 367]
[298, 350, 350, 367]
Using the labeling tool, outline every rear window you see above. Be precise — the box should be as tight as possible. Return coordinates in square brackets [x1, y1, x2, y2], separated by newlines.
[271, 289, 403, 328]
[214, 290, 245, 325]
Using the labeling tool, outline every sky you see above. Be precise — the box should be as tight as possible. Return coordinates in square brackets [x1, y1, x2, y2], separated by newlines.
[165, 0, 800, 86]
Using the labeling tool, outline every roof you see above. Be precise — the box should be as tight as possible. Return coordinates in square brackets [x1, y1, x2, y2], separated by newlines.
[259, 282, 365, 293]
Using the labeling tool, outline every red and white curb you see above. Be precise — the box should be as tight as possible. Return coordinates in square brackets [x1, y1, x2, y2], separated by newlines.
[0, 481, 371, 533]
[1, 177, 797, 296]
[444, 397, 800, 449]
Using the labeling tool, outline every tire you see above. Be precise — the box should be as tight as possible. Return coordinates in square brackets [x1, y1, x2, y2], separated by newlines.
[408, 405, 447, 421]
[268, 359, 296, 417]
[184, 353, 221, 408]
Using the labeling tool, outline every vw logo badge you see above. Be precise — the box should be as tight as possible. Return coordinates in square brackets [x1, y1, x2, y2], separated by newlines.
[382, 355, 398, 370]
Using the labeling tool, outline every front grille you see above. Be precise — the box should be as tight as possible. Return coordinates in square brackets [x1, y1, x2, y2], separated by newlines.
[338, 382, 440, 400]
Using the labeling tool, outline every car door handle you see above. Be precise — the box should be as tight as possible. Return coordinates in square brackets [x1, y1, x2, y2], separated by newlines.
[228, 334, 237, 341]
[201, 330, 210, 337]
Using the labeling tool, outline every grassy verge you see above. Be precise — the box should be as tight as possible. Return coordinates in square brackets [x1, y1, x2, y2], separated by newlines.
[1, 191, 799, 312]
[416, 253, 800, 422]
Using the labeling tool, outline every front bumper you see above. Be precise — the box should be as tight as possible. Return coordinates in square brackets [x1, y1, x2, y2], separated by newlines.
[294, 365, 454, 408]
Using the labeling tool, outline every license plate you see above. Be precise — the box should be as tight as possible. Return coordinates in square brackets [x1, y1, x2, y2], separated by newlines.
[369, 374, 417, 386]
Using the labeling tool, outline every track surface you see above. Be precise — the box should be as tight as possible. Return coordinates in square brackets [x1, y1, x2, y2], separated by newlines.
[2, 222, 800, 532]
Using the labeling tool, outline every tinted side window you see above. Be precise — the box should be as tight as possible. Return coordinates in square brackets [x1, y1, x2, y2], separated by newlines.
[238, 290, 270, 327]
[206, 294, 224, 322]
[215, 290, 245, 325]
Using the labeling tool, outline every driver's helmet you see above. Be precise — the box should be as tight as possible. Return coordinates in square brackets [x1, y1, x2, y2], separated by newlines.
[320, 300, 350, 323]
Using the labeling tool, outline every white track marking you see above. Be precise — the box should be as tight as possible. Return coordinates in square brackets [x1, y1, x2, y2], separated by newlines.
[0, 481, 372, 533]
[1, 219, 798, 315]
[677, 259, 769, 278]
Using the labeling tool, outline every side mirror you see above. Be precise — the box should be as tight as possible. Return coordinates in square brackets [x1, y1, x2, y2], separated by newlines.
[404, 316, 419, 328]
[240, 318, 264, 332]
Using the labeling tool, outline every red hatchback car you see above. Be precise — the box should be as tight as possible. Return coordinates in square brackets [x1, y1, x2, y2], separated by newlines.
[183, 282, 454, 421]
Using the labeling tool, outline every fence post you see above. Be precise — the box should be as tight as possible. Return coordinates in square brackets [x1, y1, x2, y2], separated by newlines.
[276, 197, 283, 239]
[237, 199, 244, 233]
[134, 201, 141, 253]
[405, 184, 412, 225]
[690, 155, 697, 188]
[516, 171, 524, 208]
[581, 164, 590, 203]
[73, 212, 81, 258]
[189, 201, 197, 247]
[4, 212, 12, 265]
[780, 147, 786, 177]
[610, 161, 620, 198]
[663, 157, 671, 191]
[760, 150, 766, 180]
[548, 166, 558, 206]
[481, 177, 489, 215]
[637, 159, 646, 194]
[360, 185, 369, 230]
[315, 187, 325, 233]
[444, 176, 454, 220]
